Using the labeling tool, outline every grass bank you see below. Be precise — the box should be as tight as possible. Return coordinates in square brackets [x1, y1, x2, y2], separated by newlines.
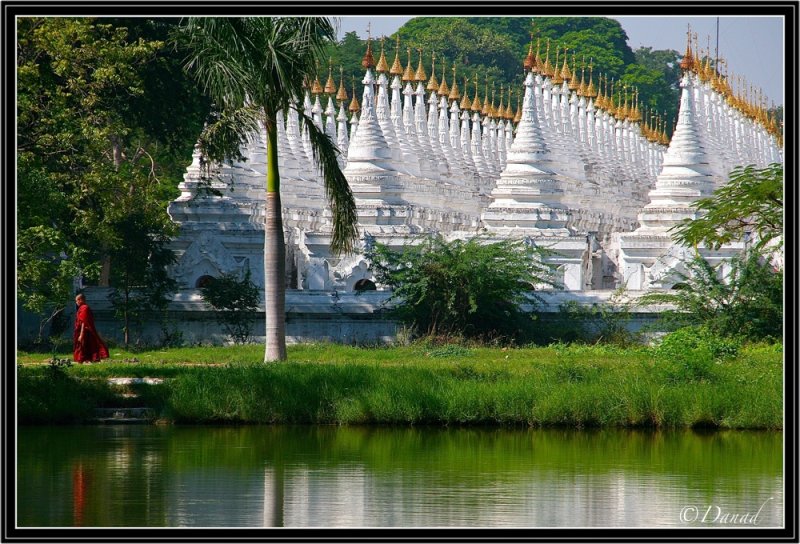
[16, 342, 783, 429]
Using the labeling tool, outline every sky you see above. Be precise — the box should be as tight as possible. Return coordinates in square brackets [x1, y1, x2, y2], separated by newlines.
[335, 15, 784, 107]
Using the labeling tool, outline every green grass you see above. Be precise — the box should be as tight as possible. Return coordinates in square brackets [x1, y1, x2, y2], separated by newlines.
[16, 342, 783, 429]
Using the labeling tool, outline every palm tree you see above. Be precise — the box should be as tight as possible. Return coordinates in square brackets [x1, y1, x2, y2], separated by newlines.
[178, 17, 358, 361]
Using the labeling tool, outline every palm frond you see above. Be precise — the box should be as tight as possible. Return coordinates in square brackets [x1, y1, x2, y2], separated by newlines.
[198, 105, 263, 165]
[298, 110, 359, 255]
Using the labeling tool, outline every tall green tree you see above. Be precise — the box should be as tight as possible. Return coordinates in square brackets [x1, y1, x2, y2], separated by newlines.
[17, 17, 206, 344]
[177, 17, 358, 361]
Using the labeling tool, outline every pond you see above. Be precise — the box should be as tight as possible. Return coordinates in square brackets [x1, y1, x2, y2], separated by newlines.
[17, 425, 783, 528]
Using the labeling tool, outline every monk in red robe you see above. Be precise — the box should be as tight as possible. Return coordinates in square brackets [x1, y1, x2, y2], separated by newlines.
[73, 293, 109, 363]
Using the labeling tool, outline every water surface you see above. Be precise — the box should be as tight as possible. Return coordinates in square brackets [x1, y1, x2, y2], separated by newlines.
[17, 425, 783, 528]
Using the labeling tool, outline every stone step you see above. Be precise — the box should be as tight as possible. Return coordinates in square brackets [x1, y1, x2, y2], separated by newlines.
[92, 407, 155, 424]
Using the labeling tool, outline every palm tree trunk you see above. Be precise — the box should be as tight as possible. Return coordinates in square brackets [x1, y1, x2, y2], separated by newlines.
[264, 119, 287, 362]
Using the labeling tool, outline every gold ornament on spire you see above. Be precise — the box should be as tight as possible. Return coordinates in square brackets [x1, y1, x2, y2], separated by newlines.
[513, 94, 522, 123]
[533, 37, 543, 74]
[402, 47, 414, 82]
[585, 59, 597, 99]
[506, 88, 514, 120]
[414, 48, 427, 82]
[361, 24, 375, 69]
[390, 35, 404, 75]
[336, 66, 348, 102]
[542, 39, 554, 78]
[560, 46, 571, 82]
[460, 76, 471, 109]
[551, 46, 563, 84]
[523, 32, 535, 72]
[568, 53, 580, 92]
[449, 65, 461, 101]
[375, 36, 389, 73]
[438, 57, 450, 96]
[679, 24, 695, 72]
[324, 58, 336, 94]
[482, 77, 491, 115]
[311, 62, 323, 95]
[497, 84, 505, 118]
[348, 76, 360, 112]
[426, 51, 439, 91]
[471, 74, 482, 112]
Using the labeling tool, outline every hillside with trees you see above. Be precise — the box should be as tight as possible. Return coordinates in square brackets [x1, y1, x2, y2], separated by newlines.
[325, 16, 681, 136]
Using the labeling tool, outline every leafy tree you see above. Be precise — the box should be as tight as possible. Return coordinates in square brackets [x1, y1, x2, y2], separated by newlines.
[17, 17, 206, 345]
[639, 252, 783, 342]
[367, 235, 555, 343]
[107, 198, 178, 348]
[200, 270, 260, 344]
[177, 17, 358, 361]
[670, 163, 783, 253]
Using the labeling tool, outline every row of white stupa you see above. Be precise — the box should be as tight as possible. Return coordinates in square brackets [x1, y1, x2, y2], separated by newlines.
[167, 43, 782, 294]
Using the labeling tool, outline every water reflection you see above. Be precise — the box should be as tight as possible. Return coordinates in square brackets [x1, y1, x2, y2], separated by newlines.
[17, 425, 783, 528]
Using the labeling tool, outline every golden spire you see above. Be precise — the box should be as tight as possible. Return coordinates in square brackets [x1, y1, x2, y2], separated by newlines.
[389, 35, 403, 76]
[585, 60, 597, 99]
[414, 48, 427, 82]
[513, 94, 522, 123]
[489, 87, 498, 118]
[506, 88, 514, 120]
[595, 74, 605, 109]
[560, 46, 571, 82]
[449, 65, 461, 101]
[497, 84, 505, 118]
[568, 53, 580, 92]
[336, 66, 348, 102]
[482, 77, 491, 115]
[471, 74, 482, 112]
[311, 62, 323, 95]
[324, 58, 336, 94]
[551, 46, 563, 84]
[523, 32, 535, 72]
[533, 37, 543, 74]
[542, 39, 554, 78]
[438, 58, 449, 96]
[361, 24, 375, 69]
[631, 88, 641, 122]
[679, 24, 694, 72]
[348, 76, 360, 112]
[426, 51, 439, 91]
[375, 36, 389, 73]
[402, 47, 414, 82]
[460, 76, 471, 110]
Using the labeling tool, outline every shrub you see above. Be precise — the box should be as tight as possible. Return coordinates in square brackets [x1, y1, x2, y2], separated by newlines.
[367, 234, 555, 343]
[640, 250, 783, 342]
[200, 270, 260, 344]
[652, 326, 742, 383]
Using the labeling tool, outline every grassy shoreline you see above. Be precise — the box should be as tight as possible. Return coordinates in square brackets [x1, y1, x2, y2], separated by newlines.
[17, 342, 783, 429]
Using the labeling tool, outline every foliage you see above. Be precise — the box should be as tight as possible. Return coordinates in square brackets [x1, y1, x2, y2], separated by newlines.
[555, 287, 640, 346]
[200, 270, 261, 344]
[640, 251, 783, 342]
[17, 17, 207, 336]
[367, 235, 554, 343]
[652, 325, 742, 384]
[107, 204, 178, 348]
[671, 163, 784, 253]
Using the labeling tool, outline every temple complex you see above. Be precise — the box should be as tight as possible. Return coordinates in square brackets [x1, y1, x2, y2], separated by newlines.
[166, 28, 783, 300]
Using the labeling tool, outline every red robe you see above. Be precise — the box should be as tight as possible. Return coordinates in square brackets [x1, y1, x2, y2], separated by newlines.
[73, 303, 109, 362]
